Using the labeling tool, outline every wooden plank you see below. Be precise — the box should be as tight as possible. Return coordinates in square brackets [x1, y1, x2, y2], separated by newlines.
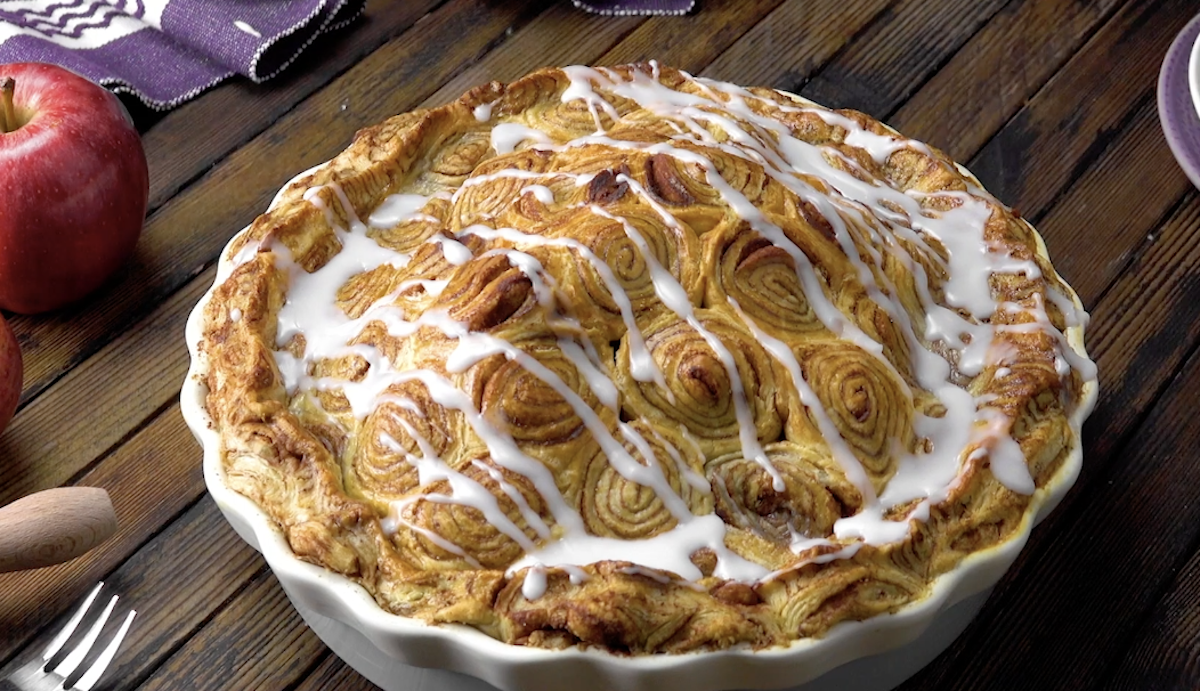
[136, 570, 326, 691]
[966, 0, 1192, 216]
[1104, 543, 1200, 689]
[7, 0, 553, 407]
[94, 500, 263, 688]
[888, 0, 1124, 161]
[422, 3, 645, 109]
[140, 0, 445, 212]
[1028, 95, 1190, 304]
[699, 0, 892, 89]
[1076, 195, 1200, 464]
[0, 408, 205, 661]
[798, 0, 1009, 118]
[595, 0, 787, 73]
[900, 193, 1200, 690]
[0, 269, 213, 508]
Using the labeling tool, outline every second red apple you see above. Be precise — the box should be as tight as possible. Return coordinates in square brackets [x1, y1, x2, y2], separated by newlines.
[0, 314, 21, 435]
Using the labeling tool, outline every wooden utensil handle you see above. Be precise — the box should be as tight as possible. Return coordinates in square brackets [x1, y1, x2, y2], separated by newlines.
[0, 487, 117, 572]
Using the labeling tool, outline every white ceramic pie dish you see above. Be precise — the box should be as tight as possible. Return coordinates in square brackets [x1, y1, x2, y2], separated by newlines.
[181, 151, 1097, 691]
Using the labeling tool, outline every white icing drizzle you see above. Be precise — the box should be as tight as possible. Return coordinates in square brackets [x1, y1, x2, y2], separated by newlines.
[491, 123, 555, 154]
[564, 565, 590, 584]
[520, 184, 555, 204]
[368, 193, 431, 228]
[471, 457, 553, 540]
[967, 408, 1035, 496]
[509, 513, 767, 584]
[730, 298, 875, 503]
[618, 565, 705, 591]
[590, 201, 784, 492]
[277, 186, 410, 352]
[646, 424, 709, 492]
[522, 564, 548, 599]
[262, 63, 1097, 590]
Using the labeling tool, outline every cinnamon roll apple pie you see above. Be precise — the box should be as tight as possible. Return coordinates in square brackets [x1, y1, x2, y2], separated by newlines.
[198, 63, 1097, 653]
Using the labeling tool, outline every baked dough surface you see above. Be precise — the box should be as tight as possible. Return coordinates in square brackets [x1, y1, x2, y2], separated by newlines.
[199, 64, 1095, 653]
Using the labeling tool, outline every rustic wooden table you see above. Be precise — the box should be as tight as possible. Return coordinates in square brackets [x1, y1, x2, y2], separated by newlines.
[0, 0, 1194, 688]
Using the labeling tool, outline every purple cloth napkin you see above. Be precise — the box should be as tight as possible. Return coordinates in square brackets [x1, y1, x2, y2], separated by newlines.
[0, 0, 364, 109]
[573, 0, 694, 15]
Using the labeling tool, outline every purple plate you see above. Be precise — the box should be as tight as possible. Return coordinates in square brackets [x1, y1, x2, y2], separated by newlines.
[572, 0, 694, 15]
[1159, 12, 1200, 190]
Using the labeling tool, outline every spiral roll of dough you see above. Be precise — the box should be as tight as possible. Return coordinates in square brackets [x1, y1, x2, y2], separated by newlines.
[706, 441, 862, 544]
[580, 421, 713, 539]
[366, 196, 449, 254]
[791, 341, 915, 490]
[703, 220, 829, 343]
[662, 137, 771, 206]
[393, 456, 551, 571]
[519, 75, 639, 140]
[451, 149, 554, 231]
[346, 379, 467, 511]
[425, 130, 492, 185]
[424, 253, 545, 335]
[493, 176, 585, 232]
[634, 146, 747, 236]
[760, 557, 922, 638]
[834, 285, 917, 386]
[617, 308, 782, 458]
[545, 204, 702, 344]
[465, 338, 616, 481]
[604, 111, 690, 147]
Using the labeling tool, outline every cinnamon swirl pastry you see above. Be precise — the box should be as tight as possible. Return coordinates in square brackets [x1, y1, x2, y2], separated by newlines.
[196, 63, 1097, 655]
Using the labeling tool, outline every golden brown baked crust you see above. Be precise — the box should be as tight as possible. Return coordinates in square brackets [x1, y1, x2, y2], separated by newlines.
[199, 64, 1095, 654]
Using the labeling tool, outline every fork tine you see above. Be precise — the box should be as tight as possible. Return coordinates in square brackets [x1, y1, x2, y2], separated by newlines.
[50, 593, 118, 679]
[42, 582, 104, 662]
[71, 609, 135, 691]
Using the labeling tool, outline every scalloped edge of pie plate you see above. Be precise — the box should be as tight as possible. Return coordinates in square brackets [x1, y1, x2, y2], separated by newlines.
[183, 142, 1097, 691]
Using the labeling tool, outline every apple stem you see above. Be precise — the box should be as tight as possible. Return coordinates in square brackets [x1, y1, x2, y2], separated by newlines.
[0, 78, 13, 134]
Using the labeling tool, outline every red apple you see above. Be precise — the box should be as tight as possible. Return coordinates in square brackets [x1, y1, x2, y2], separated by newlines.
[0, 313, 21, 434]
[0, 62, 149, 314]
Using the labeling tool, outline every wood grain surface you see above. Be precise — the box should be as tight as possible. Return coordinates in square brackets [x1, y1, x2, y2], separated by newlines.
[0, 1, 1195, 689]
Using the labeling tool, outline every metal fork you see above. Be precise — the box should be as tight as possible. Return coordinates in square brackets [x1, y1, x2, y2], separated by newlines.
[6, 582, 136, 691]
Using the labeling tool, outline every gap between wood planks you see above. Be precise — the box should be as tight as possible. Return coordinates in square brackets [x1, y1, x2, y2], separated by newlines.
[1104, 446, 1200, 687]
